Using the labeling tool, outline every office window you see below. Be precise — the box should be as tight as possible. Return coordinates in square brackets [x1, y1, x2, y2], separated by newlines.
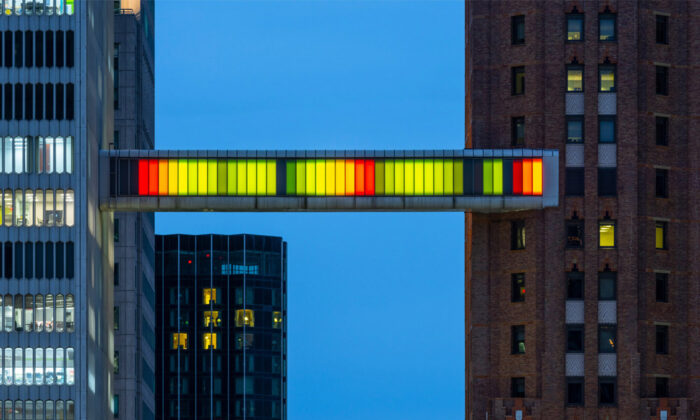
[655, 116, 669, 145]
[598, 168, 617, 196]
[567, 272, 584, 300]
[599, 117, 615, 143]
[655, 273, 668, 302]
[511, 325, 525, 354]
[598, 325, 616, 353]
[656, 325, 669, 354]
[598, 272, 616, 300]
[565, 168, 584, 196]
[512, 66, 525, 95]
[599, 222, 615, 248]
[567, 325, 584, 352]
[113, 218, 119, 242]
[235, 309, 255, 327]
[114, 262, 119, 286]
[203, 333, 218, 350]
[202, 288, 220, 305]
[566, 220, 584, 248]
[656, 15, 669, 44]
[171, 333, 188, 350]
[599, 378, 616, 405]
[567, 65, 583, 92]
[511, 220, 526, 250]
[273, 311, 283, 329]
[203, 311, 221, 328]
[567, 117, 584, 143]
[655, 169, 668, 198]
[511, 377, 525, 398]
[113, 306, 119, 330]
[511, 273, 525, 302]
[656, 65, 669, 96]
[113, 395, 119, 418]
[599, 65, 616, 92]
[566, 14, 584, 41]
[599, 14, 616, 41]
[656, 377, 669, 398]
[655, 222, 667, 250]
[567, 377, 584, 405]
[511, 116, 525, 146]
[511, 15, 525, 44]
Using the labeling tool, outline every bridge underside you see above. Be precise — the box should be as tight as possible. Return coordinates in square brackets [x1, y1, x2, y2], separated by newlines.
[100, 149, 558, 212]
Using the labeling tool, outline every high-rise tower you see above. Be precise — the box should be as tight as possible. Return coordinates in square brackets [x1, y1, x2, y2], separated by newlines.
[465, 1, 699, 419]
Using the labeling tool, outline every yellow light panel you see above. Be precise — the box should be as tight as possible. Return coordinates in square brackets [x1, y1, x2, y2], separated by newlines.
[237, 160, 247, 195]
[425, 159, 434, 195]
[335, 159, 345, 195]
[385, 160, 395, 194]
[316, 160, 325, 196]
[405, 160, 414, 195]
[326, 160, 336, 195]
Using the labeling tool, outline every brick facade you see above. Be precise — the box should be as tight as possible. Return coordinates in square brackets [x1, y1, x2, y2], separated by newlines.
[465, 1, 700, 419]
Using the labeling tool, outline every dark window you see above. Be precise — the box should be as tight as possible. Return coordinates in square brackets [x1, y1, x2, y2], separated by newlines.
[66, 83, 74, 120]
[56, 30, 64, 68]
[24, 242, 33, 279]
[511, 273, 525, 302]
[14, 31, 22, 68]
[24, 84, 33, 120]
[655, 116, 669, 145]
[655, 65, 669, 96]
[511, 116, 525, 146]
[512, 66, 525, 95]
[599, 117, 616, 143]
[599, 324, 616, 353]
[45, 241, 54, 278]
[566, 14, 584, 41]
[3, 83, 10, 120]
[655, 169, 668, 198]
[14, 84, 22, 120]
[567, 65, 583, 92]
[655, 377, 669, 398]
[599, 65, 616, 92]
[512, 325, 525, 354]
[655, 273, 668, 302]
[3, 242, 12, 278]
[511, 15, 525, 45]
[598, 168, 617, 196]
[114, 131, 120, 149]
[35, 242, 43, 279]
[567, 377, 584, 405]
[56, 241, 64, 279]
[66, 31, 74, 67]
[0, 32, 3, 67]
[655, 221, 667, 250]
[567, 117, 584, 143]
[14, 241, 23, 279]
[45, 82, 54, 120]
[66, 241, 74, 279]
[656, 325, 669, 354]
[511, 377, 525, 398]
[24, 31, 33, 67]
[35, 31, 43, 67]
[598, 272, 616, 300]
[114, 262, 119, 286]
[599, 14, 616, 41]
[56, 83, 64, 120]
[35, 83, 43, 120]
[3, 31, 11, 68]
[656, 15, 669, 44]
[45, 30, 54, 67]
[114, 218, 120, 242]
[511, 220, 525, 250]
[599, 378, 616, 405]
[567, 325, 584, 352]
[114, 43, 120, 109]
[565, 168, 584, 196]
[567, 272, 584, 299]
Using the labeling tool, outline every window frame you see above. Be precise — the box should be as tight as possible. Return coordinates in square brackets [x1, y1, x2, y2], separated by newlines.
[511, 272, 525, 303]
[655, 65, 669, 96]
[655, 377, 669, 398]
[655, 324, 669, 355]
[566, 116, 584, 143]
[655, 14, 669, 45]
[511, 377, 525, 398]
[655, 272, 669, 303]
[655, 168, 668, 198]
[598, 13, 617, 41]
[511, 325, 525, 354]
[598, 65, 616, 92]
[510, 220, 526, 250]
[511, 15, 525, 45]
[599, 377, 617, 406]
[565, 220, 584, 249]
[566, 64, 584, 92]
[566, 324, 584, 353]
[566, 271, 584, 300]
[598, 221, 616, 248]
[598, 324, 617, 353]
[598, 168, 617, 197]
[566, 13, 585, 42]
[655, 116, 669, 146]
[566, 377, 585, 406]
[511, 66, 525, 96]
[565, 168, 585, 196]
[511, 116, 525, 146]
[598, 116, 616, 143]
[655, 221, 668, 250]
[598, 271, 617, 300]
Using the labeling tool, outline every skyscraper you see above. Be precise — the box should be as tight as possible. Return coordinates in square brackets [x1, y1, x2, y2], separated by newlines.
[465, 1, 699, 419]
[112, 1, 156, 419]
[0, 1, 114, 418]
[155, 234, 287, 420]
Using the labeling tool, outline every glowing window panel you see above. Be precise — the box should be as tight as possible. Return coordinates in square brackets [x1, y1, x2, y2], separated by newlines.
[405, 160, 415, 195]
[187, 160, 197, 195]
[148, 160, 158, 195]
[444, 159, 454, 194]
[345, 160, 355, 195]
[385, 160, 395, 195]
[414, 160, 424, 195]
[237, 160, 247, 195]
[169, 160, 179, 195]
[286, 161, 296, 195]
[395, 160, 404, 195]
[493, 159, 503, 195]
[138, 160, 148, 196]
[365, 160, 375, 195]
[208, 160, 218, 195]
[158, 160, 168, 195]
[434, 160, 444, 195]
[316, 160, 325, 196]
[326, 160, 336, 195]
[483, 159, 493, 195]
[454, 159, 464, 195]
[425, 160, 434, 195]
[227, 160, 237, 195]
[197, 159, 208, 195]
[306, 159, 315, 195]
[356, 160, 365, 196]
[247, 160, 257, 195]
[335, 159, 345, 195]
[532, 159, 543, 195]
[522, 159, 533, 195]
[512, 160, 523, 195]
[375, 160, 385, 195]
[217, 160, 228, 195]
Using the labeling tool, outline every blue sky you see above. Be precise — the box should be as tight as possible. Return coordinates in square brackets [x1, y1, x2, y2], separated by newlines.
[155, 1, 465, 418]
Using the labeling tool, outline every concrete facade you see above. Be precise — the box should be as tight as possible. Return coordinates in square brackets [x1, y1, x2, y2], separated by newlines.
[465, 1, 700, 419]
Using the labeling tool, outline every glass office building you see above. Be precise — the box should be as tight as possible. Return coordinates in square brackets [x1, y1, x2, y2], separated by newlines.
[155, 234, 287, 420]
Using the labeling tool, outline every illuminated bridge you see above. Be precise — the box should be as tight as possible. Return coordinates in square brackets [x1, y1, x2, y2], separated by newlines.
[100, 149, 559, 212]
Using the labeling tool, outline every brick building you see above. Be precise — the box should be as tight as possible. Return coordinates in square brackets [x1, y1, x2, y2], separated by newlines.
[465, 1, 699, 419]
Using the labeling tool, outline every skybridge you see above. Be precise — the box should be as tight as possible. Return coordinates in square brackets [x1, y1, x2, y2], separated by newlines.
[100, 149, 558, 212]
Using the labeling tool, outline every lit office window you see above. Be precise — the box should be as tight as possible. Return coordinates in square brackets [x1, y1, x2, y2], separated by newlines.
[655, 221, 667, 250]
[202, 288, 219, 305]
[0, 189, 75, 227]
[273, 311, 283, 329]
[45, 294, 54, 332]
[203, 333, 218, 350]
[203, 311, 221, 328]
[566, 14, 584, 41]
[171, 333, 188, 350]
[599, 222, 615, 248]
[567, 65, 583, 92]
[0, 136, 73, 174]
[235, 309, 255, 327]
[511, 273, 525, 302]
[599, 65, 616, 92]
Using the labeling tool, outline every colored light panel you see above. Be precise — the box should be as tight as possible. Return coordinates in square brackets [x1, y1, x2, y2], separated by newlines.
[532, 159, 543, 195]
[493, 159, 503, 195]
[522, 159, 533, 195]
